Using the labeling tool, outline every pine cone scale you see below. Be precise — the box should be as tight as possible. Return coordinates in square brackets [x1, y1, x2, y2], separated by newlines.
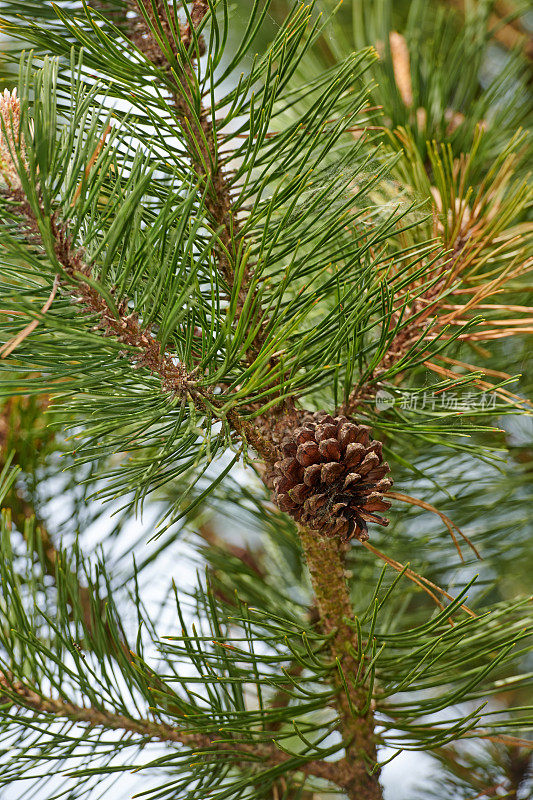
[345, 442, 365, 466]
[319, 438, 342, 460]
[321, 462, 345, 484]
[297, 441, 320, 466]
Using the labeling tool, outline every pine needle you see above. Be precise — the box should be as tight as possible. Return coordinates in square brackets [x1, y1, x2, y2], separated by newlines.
[0, 276, 60, 359]
[362, 541, 477, 621]
[385, 490, 482, 561]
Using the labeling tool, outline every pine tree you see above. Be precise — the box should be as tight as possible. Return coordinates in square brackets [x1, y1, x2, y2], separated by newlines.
[0, 1, 531, 798]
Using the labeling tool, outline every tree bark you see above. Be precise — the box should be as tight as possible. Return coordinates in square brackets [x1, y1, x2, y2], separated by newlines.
[299, 526, 383, 800]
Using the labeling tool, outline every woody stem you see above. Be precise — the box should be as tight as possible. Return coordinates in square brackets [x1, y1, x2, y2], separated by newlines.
[298, 526, 382, 800]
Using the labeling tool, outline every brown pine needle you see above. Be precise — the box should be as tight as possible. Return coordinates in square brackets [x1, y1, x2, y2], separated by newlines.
[0, 276, 60, 359]
[464, 733, 533, 749]
[71, 123, 112, 206]
[441, 258, 529, 323]
[441, 303, 533, 314]
[362, 541, 477, 622]
[451, 286, 505, 294]
[362, 542, 445, 614]
[447, 318, 533, 326]
[424, 360, 530, 409]
[464, 784, 506, 800]
[434, 354, 513, 381]
[385, 490, 481, 561]
[456, 328, 533, 340]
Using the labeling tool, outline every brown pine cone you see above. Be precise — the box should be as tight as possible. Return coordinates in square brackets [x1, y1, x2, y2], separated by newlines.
[267, 412, 392, 542]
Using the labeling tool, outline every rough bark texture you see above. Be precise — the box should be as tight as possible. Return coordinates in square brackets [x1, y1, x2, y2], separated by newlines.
[298, 526, 382, 800]
[0, 673, 339, 785]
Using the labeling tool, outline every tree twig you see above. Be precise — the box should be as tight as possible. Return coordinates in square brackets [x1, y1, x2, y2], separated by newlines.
[0, 671, 341, 785]
[0, 275, 60, 359]
[129, 1, 271, 363]
[7, 193, 277, 462]
[297, 526, 382, 800]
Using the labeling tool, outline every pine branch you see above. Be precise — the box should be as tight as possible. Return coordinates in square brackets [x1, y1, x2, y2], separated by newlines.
[0, 399, 89, 626]
[4, 186, 277, 462]
[343, 129, 532, 413]
[0, 406, 132, 658]
[128, 0, 271, 365]
[0, 671, 341, 786]
[298, 526, 382, 800]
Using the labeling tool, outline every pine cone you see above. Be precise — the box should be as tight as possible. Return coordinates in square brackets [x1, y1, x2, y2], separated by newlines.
[267, 412, 392, 542]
